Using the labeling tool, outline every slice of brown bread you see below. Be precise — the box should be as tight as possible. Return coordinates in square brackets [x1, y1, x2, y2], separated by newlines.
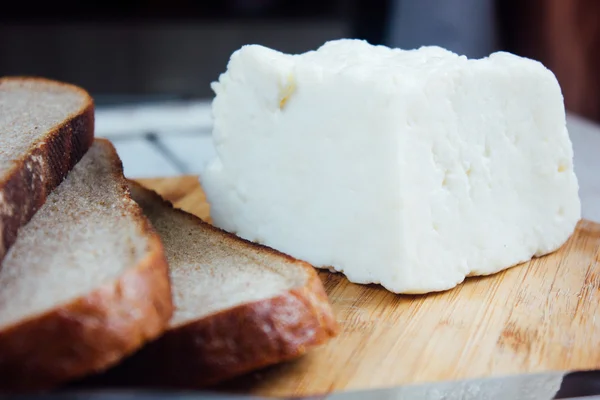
[0, 139, 173, 392]
[100, 181, 338, 388]
[0, 77, 94, 263]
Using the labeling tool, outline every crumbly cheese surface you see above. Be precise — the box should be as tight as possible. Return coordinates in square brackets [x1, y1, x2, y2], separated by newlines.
[202, 39, 581, 294]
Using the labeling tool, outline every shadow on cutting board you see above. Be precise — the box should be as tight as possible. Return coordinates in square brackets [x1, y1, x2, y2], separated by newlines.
[65, 356, 313, 397]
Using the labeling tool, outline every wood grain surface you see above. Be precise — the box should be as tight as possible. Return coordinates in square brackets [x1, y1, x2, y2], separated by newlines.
[136, 175, 600, 397]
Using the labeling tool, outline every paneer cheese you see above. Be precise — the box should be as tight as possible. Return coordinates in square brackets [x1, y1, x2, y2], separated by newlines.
[202, 39, 581, 294]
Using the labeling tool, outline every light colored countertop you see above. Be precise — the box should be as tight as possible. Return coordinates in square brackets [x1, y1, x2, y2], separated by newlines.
[96, 101, 600, 222]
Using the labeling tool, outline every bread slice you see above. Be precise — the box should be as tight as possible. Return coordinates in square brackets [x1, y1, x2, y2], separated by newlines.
[0, 77, 94, 263]
[0, 139, 173, 391]
[100, 181, 338, 387]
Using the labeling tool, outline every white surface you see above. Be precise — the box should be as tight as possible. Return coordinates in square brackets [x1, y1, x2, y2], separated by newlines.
[567, 114, 600, 223]
[112, 139, 180, 178]
[158, 134, 217, 174]
[95, 101, 212, 138]
[202, 40, 581, 294]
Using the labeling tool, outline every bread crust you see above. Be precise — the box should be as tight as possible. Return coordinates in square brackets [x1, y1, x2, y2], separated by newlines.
[0, 139, 174, 392]
[101, 182, 338, 388]
[0, 77, 95, 263]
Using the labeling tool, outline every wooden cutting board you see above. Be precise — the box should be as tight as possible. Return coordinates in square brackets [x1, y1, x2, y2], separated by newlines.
[136, 175, 600, 397]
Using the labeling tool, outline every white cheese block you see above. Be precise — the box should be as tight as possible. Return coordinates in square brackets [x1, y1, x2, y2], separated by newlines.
[202, 39, 581, 294]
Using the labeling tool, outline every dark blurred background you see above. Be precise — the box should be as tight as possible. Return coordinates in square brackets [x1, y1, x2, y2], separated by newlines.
[2, 0, 600, 121]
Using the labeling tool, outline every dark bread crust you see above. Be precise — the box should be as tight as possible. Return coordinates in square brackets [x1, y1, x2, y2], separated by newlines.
[0, 77, 95, 263]
[0, 139, 174, 392]
[100, 181, 339, 388]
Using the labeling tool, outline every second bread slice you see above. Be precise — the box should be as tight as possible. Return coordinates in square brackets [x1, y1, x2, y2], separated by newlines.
[106, 181, 339, 387]
[0, 139, 173, 391]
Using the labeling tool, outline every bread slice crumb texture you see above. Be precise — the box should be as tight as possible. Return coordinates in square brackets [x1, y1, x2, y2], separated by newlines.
[129, 184, 308, 327]
[0, 142, 151, 328]
[104, 182, 338, 387]
[0, 78, 91, 174]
